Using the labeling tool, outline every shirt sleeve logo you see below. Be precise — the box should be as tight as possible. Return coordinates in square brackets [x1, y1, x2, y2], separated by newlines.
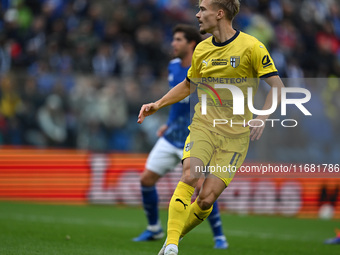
[202, 59, 210, 66]
[262, 55, 273, 68]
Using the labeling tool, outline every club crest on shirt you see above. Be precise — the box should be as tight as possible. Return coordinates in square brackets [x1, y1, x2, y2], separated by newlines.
[230, 56, 240, 68]
[185, 141, 194, 152]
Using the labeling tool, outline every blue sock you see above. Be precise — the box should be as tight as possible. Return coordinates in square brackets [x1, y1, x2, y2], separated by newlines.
[207, 201, 224, 238]
[141, 186, 159, 226]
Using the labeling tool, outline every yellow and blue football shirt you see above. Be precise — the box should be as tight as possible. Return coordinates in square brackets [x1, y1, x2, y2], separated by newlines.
[186, 30, 278, 137]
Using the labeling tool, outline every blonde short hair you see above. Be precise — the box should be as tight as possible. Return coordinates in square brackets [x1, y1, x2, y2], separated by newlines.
[200, 0, 240, 21]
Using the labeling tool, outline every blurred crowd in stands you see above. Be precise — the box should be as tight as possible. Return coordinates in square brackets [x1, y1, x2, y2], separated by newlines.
[0, 0, 339, 163]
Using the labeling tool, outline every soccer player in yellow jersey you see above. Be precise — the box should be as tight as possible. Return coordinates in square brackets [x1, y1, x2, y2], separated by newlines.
[138, 0, 285, 254]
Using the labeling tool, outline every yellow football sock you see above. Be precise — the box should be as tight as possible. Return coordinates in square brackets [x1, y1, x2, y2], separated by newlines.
[181, 198, 213, 237]
[166, 181, 195, 246]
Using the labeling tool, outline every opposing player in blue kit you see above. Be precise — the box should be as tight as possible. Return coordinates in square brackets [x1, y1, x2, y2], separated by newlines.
[133, 24, 228, 249]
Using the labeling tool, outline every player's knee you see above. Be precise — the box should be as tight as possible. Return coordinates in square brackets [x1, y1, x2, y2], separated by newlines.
[197, 197, 214, 210]
[140, 172, 156, 187]
[197, 190, 215, 210]
[180, 171, 197, 186]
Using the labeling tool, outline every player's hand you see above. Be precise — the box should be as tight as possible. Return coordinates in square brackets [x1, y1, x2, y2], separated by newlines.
[246, 116, 268, 141]
[137, 103, 159, 124]
[157, 124, 168, 137]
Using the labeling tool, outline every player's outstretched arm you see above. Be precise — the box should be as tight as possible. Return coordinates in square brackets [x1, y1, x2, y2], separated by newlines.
[137, 79, 191, 124]
[249, 75, 285, 141]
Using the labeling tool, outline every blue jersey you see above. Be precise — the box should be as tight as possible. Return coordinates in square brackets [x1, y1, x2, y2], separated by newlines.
[163, 58, 197, 148]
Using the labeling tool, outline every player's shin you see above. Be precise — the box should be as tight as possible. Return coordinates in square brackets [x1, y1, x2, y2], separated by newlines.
[180, 198, 213, 238]
[141, 185, 160, 229]
[166, 181, 195, 246]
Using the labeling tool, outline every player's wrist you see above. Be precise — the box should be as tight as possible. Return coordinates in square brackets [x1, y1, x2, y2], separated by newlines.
[256, 114, 270, 120]
[154, 100, 162, 109]
[156, 97, 170, 109]
[261, 115, 270, 120]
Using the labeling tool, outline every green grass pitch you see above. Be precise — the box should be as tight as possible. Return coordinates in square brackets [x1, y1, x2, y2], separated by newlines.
[0, 201, 339, 255]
